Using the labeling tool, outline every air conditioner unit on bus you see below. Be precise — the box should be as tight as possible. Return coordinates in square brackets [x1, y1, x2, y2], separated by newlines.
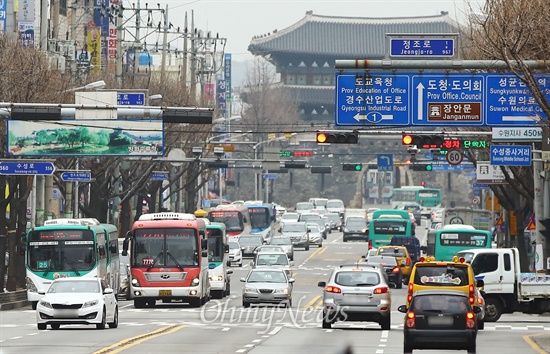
[44, 218, 83, 226]
[139, 213, 196, 221]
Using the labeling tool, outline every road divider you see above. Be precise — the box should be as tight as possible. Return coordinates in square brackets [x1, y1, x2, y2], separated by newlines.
[92, 324, 187, 354]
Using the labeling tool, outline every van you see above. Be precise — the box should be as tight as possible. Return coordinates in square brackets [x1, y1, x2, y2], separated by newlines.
[390, 236, 421, 263]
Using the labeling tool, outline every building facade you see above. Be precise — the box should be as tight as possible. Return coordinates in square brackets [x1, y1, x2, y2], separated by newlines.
[248, 11, 460, 122]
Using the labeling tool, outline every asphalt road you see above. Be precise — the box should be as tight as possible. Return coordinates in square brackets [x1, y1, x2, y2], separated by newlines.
[0, 220, 548, 354]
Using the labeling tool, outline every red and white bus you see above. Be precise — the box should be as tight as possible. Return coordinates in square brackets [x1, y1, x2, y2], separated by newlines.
[122, 213, 209, 308]
[207, 205, 252, 237]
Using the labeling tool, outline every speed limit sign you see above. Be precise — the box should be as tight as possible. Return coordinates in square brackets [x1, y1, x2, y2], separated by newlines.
[446, 149, 463, 165]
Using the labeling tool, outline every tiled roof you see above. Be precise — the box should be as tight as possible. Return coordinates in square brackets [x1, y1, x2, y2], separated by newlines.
[248, 12, 460, 57]
[283, 85, 334, 104]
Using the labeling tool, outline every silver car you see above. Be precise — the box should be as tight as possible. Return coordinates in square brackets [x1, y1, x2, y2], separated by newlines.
[306, 223, 323, 247]
[228, 240, 243, 267]
[250, 251, 293, 278]
[269, 236, 294, 261]
[241, 268, 294, 308]
[318, 264, 392, 329]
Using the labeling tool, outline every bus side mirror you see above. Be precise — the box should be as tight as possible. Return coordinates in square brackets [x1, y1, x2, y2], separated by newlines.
[98, 245, 106, 256]
[224, 244, 229, 253]
[201, 239, 208, 250]
[122, 238, 130, 256]
[476, 279, 484, 288]
[109, 244, 117, 253]
[420, 246, 427, 252]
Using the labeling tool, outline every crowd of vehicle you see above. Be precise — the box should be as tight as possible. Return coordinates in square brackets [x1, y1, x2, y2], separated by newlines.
[23, 195, 550, 354]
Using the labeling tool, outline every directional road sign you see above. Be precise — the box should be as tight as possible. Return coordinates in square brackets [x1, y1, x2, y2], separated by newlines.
[473, 182, 491, 190]
[490, 145, 531, 166]
[263, 174, 277, 179]
[335, 72, 550, 126]
[0, 161, 55, 175]
[117, 93, 145, 105]
[492, 127, 542, 142]
[431, 163, 474, 171]
[151, 172, 169, 181]
[60, 171, 91, 182]
[377, 154, 393, 171]
[543, 130, 550, 161]
[446, 149, 463, 165]
[390, 38, 455, 58]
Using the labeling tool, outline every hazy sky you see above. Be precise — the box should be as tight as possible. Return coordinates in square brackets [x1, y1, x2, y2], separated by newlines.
[158, 0, 484, 62]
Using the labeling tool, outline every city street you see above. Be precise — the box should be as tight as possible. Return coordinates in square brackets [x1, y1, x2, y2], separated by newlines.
[0, 222, 548, 354]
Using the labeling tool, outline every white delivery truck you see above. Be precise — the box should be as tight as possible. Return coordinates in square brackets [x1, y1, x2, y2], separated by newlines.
[444, 208, 492, 232]
[456, 248, 550, 322]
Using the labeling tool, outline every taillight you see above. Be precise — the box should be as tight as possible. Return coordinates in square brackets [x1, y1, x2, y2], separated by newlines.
[407, 283, 414, 304]
[407, 294, 413, 303]
[419, 257, 425, 262]
[419, 199, 424, 203]
[373, 287, 389, 294]
[466, 312, 476, 328]
[469, 296, 475, 304]
[477, 297, 483, 305]
[469, 285, 475, 304]
[325, 286, 341, 293]
[406, 258, 411, 266]
[368, 240, 372, 250]
[392, 267, 400, 273]
[406, 311, 416, 328]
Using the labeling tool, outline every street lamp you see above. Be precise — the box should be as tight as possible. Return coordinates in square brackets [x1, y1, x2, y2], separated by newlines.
[63, 80, 106, 92]
[253, 134, 297, 201]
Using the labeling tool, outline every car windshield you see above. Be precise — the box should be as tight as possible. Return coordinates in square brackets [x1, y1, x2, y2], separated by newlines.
[228, 242, 240, 250]
[239, 237, 262, 246]
[256, 254, 288, 266]
[326, 214, 340, 222]
[326, 200, 344, 208]
[404, 205, 420, 211]
[346, 221, 367, 228]
[367, 256, 398, 266]
[335, 271, 380, 286]
[413, 294, 470, 312]
[378, 248, 407, 257]
[247, 271, 287, 283]
[48, 280, 100, 293]
[296, 203, 313, 210]
[282, 213, 298, 220]
[413, 265, 469, 287]
[270, 237, 291, 245]
[257, 246, 284, 253]
[307, 224, 320, 232]
[282, 224, 306, 232]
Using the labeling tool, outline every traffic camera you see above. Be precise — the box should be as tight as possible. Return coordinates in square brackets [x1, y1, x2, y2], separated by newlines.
[316, 131, 359, 144]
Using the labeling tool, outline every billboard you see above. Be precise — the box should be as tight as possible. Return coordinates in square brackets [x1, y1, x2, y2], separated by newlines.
[87, 27, 101, 75]
[7, 120, 163, 157]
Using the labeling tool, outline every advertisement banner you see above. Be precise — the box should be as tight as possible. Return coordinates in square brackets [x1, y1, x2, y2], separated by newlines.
[224, 53, 231, 102]
[217, 79, 226, 117]
[87, 28, 101, 75]
[19, 22, 34, 47]
[7, 120, 164, 157]
[0, 0, 6, 32]
[18, 0, 35, 22]
[204, 83, 215, 103]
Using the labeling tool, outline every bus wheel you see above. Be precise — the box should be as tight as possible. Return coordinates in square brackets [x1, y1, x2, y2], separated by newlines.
[134, 299, 147, 309]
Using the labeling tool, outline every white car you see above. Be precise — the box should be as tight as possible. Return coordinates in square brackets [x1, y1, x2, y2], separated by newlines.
[228, 240, 243, 267]
[36, 278, 118, 330]
[279, 212, 300, 226]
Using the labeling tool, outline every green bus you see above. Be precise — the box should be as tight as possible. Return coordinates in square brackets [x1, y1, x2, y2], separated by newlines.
[206, 222, 232, 299]
[392, 186, 442, 217]
[368, 217, 414, 250]
[425, 225, 492, 261]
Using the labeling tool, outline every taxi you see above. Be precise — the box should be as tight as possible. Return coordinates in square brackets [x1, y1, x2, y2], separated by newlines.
[406, 256, 485, 329]
[375, 246, 412, 284]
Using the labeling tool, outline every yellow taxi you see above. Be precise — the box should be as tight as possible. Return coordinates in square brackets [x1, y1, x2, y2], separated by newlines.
[375, 246, 413, 283]
[406, 256, 485, 329]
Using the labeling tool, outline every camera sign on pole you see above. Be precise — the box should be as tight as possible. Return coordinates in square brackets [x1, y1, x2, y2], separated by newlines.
[446, 149, 463, 165]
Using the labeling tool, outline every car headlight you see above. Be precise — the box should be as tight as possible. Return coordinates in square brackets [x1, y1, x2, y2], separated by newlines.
[131, 277, 141, 287]
[274, 288, 289, 294]
[344, 228, 349, 233]
[26, 278, 38, 292]
[39, 300, 52, 309]
[191, 277, 200, 286]
[244, 286, 258, 294]
[83, 300, 99, 308]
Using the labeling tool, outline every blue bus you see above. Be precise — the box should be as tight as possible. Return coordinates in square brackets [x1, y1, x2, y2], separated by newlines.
[247, 204, 276, 241]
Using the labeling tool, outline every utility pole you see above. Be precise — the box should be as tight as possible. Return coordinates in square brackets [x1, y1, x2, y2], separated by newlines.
[189, 11, 197, 105]
[116, 5, 124, 85]
[160, 5, 169, 85]
[181, 12, 189, 94]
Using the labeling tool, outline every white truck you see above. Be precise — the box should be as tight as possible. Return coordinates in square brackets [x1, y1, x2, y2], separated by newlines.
[444, 208, 492, 232]
[456, 248, 550, 322]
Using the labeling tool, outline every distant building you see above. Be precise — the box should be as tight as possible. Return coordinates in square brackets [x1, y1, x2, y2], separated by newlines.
[248, 11, 459, 122]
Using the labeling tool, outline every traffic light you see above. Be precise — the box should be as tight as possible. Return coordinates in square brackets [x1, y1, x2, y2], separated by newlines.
[411, 164, 433, 171]
[310, 166, 332, 174]
[316, 131, 359, 144]
[402, 134, 444, 149]
[540, 218, 550, 239]
[343, 163, 362, 171]
[284, 161, 307, 169]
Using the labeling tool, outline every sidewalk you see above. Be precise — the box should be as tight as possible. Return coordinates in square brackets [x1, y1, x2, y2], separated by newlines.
[0, 290, 29, 310]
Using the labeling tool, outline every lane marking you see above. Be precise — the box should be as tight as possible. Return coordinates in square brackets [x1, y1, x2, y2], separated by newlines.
[523, 333, 550, 354]
[312, 297, 323, 310]
[92, 324, 187, 354]
[300, 295, 321, 311]
[269, 326, 282, 335]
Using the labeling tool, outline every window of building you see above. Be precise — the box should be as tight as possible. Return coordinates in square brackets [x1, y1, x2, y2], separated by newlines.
[296, 75, 306, 85]
[312, 75, 322, 86]
[286, 75, 296, 85]
[323, 75, 332, 86]
[60, 0, 67, 16]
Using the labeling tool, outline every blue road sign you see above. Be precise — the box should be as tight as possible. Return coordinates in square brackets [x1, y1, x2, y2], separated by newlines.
[60, 171, 91, 182]
[117, 93, 145, 105]
[424, 152, 434, 160]
[151, 172, 169, 181]
[473, 183, 491, 190]
[0, 161, 55, 175]
[377, 154, 393, 171]
[335, 72, 550, 127]
[390, 38, 455, 58]
[263, 174, 277, 179]
[490, 145, 531, 166]
[431, 163, 475, 171]
[473, 189, 481, 196]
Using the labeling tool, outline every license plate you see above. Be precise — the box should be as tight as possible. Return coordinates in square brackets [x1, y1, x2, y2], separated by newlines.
[159, 290, 172, 296]
[428, 316, 453, 326]
[343, 294, 371, 305]
[54, 309, 77, 317]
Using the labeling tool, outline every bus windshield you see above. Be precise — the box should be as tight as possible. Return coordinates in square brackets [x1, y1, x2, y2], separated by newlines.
[27, 230, 96, 273]
[248, 207, 270, 229]
[208, 211, 243, 232]
[133, 228, 198, 268]
[207, 235, 224, 262]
